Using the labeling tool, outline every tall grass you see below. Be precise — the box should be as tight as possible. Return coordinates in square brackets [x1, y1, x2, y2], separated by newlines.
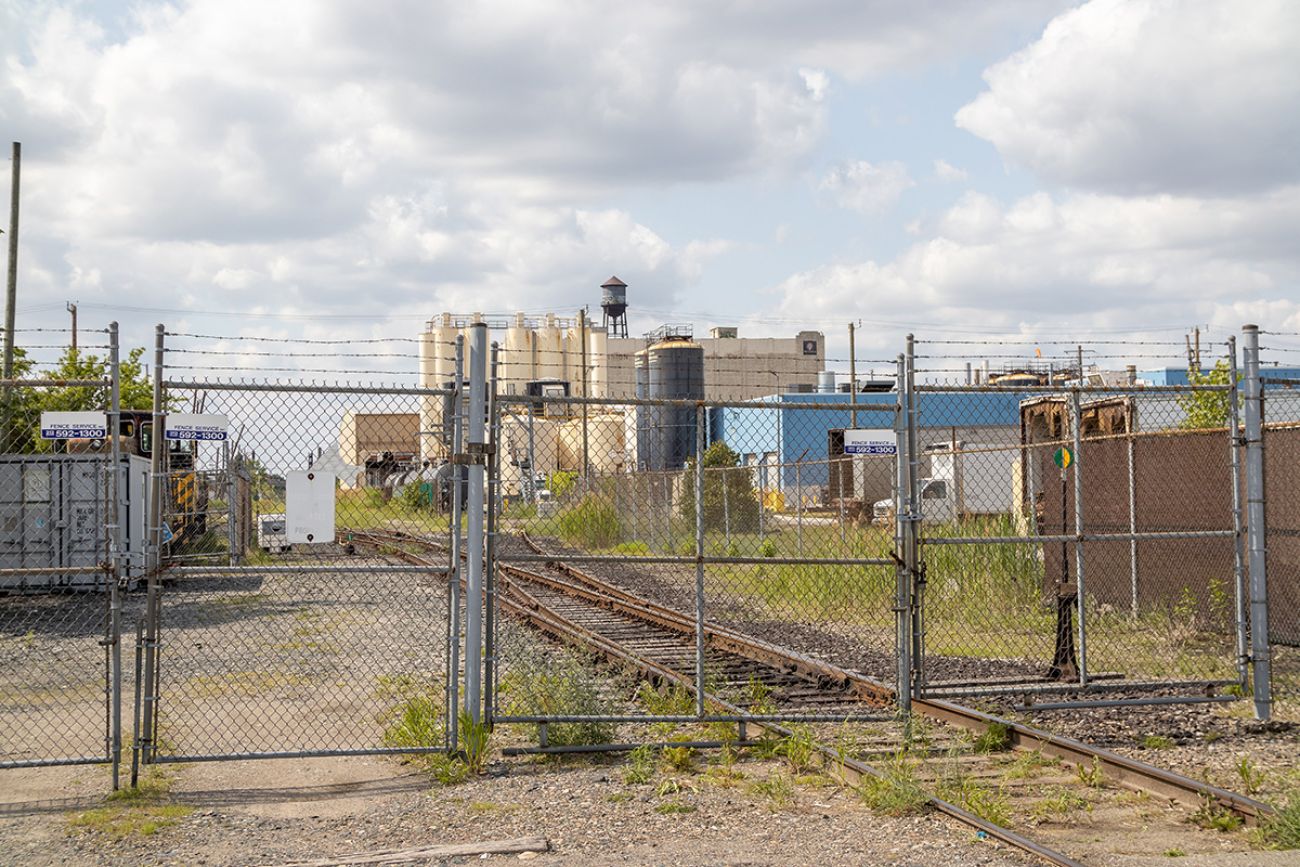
[556, 494, 623, 549]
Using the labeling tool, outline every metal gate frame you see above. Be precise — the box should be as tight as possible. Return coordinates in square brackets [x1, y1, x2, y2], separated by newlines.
[899, 334, 1255, 712]
[132, 325, 459, 775]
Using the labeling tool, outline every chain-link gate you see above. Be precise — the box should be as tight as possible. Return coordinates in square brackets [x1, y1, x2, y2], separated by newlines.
[0, 325, 127, 784]
[488, 388, 905, 737]
[903, 342, 1248, 707]
[130, 328, 458, 769]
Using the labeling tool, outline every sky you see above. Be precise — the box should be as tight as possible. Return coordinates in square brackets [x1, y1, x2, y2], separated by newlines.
[2, 0, 1299, 383]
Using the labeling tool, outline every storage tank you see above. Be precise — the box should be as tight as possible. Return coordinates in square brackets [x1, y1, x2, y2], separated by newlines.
[639, 339, 705, 470]
[535, 314, 564, 383]
[420, 314, 459, 461]
[817, 371, 836, 393]
[502, 312, 534, 396]
[559, 415, 626, 474]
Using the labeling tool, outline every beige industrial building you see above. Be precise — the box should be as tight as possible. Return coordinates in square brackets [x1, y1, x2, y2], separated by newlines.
[419, 312, 824, 400]
[339, 411, 420, 466]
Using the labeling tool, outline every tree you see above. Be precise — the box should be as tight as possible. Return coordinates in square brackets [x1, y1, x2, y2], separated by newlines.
[680, 442, 761, 532]
[2, 345, 154, 452]
[1177, 359, 1237, 430]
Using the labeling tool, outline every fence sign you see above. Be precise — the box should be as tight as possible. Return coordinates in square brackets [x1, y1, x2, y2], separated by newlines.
[166, 413, 230, 441]
[843, 428, 897, 456]
[39, 411, 108, 440]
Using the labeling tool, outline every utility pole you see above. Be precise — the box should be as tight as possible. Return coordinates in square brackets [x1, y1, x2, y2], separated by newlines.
[4, 142, 19, 381]
[848, 322, 858, 428]
[67, 302, 78, 353]
[1193, 326, 1201, 374]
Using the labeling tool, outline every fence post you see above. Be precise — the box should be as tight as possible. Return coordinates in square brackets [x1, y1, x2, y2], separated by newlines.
[893, 354, 911, 714]
[905, 335, 923, 692]
[1070, 371, 1089, 688]
[694, 403, 706, 717]
[463, 322, 488, 726]
[1241, 324, 1271, 720]
[447, 335, 464, 750]
[1227, 337, 1249, 693]
[483, 341, 499, 724]
[1126, 367, 1139, 619]
[140, 324, 166, 766]
[107, 321, 123, 790]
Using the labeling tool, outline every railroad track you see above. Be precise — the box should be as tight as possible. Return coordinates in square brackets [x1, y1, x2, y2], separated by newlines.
[348, 528, 1273, 867]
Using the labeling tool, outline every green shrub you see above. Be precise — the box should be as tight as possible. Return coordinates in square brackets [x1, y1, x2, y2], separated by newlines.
[556, 495, 623, 549]
[499, 653, 618, 747]
[1259, 793, 1300, 850]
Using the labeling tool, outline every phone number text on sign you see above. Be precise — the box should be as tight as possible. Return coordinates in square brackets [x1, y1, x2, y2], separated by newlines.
[165, 413, 230, 442]
[40, 426, 107, 439]
[166, 429, 228, 441]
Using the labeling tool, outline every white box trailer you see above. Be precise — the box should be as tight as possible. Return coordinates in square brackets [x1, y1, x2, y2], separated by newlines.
[0, 453, 149, 591]
[926, 440, 1016, 517]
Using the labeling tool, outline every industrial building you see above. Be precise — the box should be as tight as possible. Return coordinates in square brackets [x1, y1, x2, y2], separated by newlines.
[416, 278, 827, 465]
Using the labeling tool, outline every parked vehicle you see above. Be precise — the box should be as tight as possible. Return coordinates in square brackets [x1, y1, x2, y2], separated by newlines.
[872, 440, 1015, 525]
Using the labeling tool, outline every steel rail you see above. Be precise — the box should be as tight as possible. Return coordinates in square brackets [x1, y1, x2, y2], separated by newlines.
[360, 531, 1083, 867]
[351, 528, 1273, 830]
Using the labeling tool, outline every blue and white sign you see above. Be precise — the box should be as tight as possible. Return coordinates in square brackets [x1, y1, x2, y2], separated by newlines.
[165, 413, 230, 442]
[39, 411, 108, 440]
[843, 428, 897, 456]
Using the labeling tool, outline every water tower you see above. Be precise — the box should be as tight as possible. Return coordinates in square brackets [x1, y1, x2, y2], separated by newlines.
[600, 276, 628, 338]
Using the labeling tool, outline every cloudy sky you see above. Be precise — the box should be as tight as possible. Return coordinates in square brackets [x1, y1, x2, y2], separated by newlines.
[2, 0, 1299, 380]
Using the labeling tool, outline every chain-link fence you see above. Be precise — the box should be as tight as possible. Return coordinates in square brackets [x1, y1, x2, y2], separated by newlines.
[0, 361, 125, 777]
[910, 379, 1243, 703]
[5, 321, 1299, 785]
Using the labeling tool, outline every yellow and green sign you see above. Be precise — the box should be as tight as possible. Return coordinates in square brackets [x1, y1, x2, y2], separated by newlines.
[1053, 446, 1074, 469]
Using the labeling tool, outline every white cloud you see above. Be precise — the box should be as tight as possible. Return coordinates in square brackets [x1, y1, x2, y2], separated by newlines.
[775, 185, 1300, 357]
[932, 159, 968, 182]
[818, 160, 914, 213]
[956, 0, 1300, 196]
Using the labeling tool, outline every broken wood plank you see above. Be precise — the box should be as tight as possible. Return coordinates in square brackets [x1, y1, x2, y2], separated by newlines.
[263, 836, 550, 866]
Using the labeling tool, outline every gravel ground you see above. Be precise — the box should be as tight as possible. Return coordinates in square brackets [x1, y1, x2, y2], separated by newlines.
[2, 750, 1041, 867]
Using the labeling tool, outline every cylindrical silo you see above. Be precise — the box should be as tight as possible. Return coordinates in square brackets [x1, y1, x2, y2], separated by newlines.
[535, 314, 564, 383]
[502, 312, 533, 396]
[645, 339, 705, 470]
[634, 348, 651, 469]
[817, 371, 836, 393]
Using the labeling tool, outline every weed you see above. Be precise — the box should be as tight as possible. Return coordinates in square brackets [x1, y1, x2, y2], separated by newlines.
[704, 765, 745, 788]
[859, 751, 929, 817]
[654, 800, 696, 815]
[638, 681, 694, 717]
[556, 494, 623, 548]
[1203, 730, 1224, 744]
[973, 721, 1012, 754]
[660, 743, 696, 775]
[746, 677, 776, 715]
[624, 744, 657, 785]
[747, 772, 796, 810]
[1258, 794, 1300, 850]
[458, 710, 491, 776]
[1030, 787, 1091, 822]
[382, 693, 443, 753]
[758, 537, 777, 558]
[1001, 750, 1059, 781]
[1164, 848, 1186, 857]
[655, 776, 698, 797]
[1235, 756, 1266, 796]
[499, 652, 617, 747]
[67, 769, 193, 840]
[774, 724, 818, 775]
[1190, 795, 1244, 833]
[937, 757, 1012, 828]
[1076, 757, 1105, 788]
[1141, 734, 1175, 750]
[607, 791, 634, 804]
